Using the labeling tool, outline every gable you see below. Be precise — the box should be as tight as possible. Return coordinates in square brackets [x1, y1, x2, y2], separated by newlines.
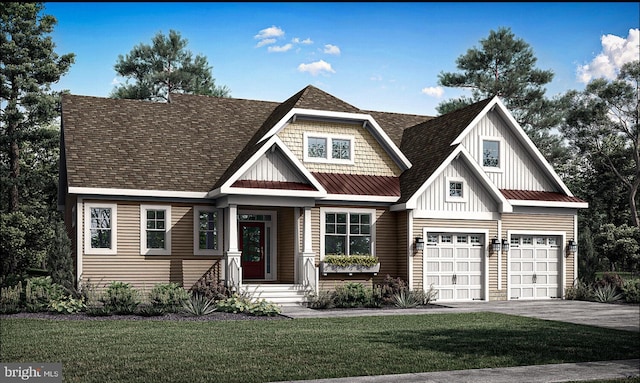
[237, 146, 308, 184]
[460, 110, 557, 191]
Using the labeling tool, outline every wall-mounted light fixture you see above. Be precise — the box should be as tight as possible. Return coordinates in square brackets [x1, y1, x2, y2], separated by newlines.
[501, 238, 509, 252]
[415, 237, 424, 251]
[567, 238, 577, 257]
[490, 237, 501, 254]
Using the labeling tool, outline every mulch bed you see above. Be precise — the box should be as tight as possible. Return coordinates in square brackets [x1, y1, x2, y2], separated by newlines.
[0, 312, 288, 321]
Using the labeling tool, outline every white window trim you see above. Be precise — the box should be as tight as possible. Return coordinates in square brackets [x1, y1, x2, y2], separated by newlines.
[303, 132, 355, 165]
[193, 206, 223, 256]
[480, 136, 504, 173]
[445, 177, 468, 203]
[319, 207, 376, 260]
[84, 202, 117, 255]
[140, 204, 171, 256]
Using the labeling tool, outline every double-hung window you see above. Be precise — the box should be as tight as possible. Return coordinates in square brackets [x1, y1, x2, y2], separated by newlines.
[84, 203, 117, 254]
[141, 205, 171, 255]
[304, 133, 354, 164]
[481, 137, 503, 172]
[321, 209, 375, 256]
[194, 207, 222, 255]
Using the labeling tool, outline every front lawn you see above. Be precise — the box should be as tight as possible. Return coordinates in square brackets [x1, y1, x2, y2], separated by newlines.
[1, 312, 638, 383]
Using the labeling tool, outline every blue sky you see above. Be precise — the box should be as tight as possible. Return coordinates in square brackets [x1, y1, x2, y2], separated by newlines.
[45, 2, 639, 116]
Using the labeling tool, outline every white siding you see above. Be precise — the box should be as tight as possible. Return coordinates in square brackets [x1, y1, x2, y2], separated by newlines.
[461, 111, 556, 191]
[238, 147, 307, 183]
[416, 158, 497, 213]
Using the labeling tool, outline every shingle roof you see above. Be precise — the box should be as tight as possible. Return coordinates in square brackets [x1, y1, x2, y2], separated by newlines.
[501, 189, 586, 203]
[397, 98, 493, 203]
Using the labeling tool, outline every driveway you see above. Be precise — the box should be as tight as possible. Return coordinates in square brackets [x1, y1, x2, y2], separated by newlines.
[281, 300, 640, 332]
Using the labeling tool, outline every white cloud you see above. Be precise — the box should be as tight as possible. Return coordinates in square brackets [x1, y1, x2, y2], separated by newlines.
[256, 38, 276, 48]
[268, 44, 293, 53]
[323, 44, 341, 55]
[370, 75, 383, 81]
[577, 28, 639, 83]
[254, 26, 285, 40]
[297, 60, 336, 76]
[421, 86, 444, 98]
[111, 77, 121, 85]
[292, 37, 313, 45]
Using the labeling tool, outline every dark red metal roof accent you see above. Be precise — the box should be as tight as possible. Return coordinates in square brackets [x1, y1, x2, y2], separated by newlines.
[312, 172, 400, 196]
[500, 189, 586, 203]
[231, 180, 316, 191]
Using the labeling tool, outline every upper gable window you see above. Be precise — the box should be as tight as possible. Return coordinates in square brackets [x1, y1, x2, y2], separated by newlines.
[445, 177, 467, 203]
[481, 137, 504, 172]
[303, 132, 354, 164]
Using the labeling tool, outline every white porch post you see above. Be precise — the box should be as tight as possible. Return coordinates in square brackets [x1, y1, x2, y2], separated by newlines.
[300, 207, 318, 291]
[225, 204, 242, 292]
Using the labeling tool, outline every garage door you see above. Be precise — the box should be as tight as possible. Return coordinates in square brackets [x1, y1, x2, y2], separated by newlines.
[424, 232, 484, 301]
[509, 235, 561, 299]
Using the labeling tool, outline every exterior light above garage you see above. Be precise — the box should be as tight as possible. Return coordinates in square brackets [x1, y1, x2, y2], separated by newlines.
[567, 239, 577, 256]
[490, 237, 501, 253]
[501, 238, 509, 252]
[415, 237, 424, 251]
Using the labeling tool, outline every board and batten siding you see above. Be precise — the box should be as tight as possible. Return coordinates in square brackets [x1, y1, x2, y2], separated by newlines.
[277, 120, 402, 176]
[238, 147, 307, 183]
[461, 111, 556, 191]
[415, 157, 498, 213]
[412, 218, 500, 298]
[502, 212, 576, 288]
[80, 200, 222, 292]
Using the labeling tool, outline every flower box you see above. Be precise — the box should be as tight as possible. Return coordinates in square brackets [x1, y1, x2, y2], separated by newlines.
[320, 261, 381, 276]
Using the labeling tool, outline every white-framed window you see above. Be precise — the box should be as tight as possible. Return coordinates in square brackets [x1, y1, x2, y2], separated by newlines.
[193, 206, 222, 256]
[84, 203, 117, 255]
[141, 205, 171, 256]
[445, 177, 467, 203]
[320, 208, 376, 257]
[303, 132, 355, 164]
[480, 136, 504, 172]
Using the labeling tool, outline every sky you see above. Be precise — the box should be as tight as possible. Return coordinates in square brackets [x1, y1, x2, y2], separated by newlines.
[44, 2, 639, 117]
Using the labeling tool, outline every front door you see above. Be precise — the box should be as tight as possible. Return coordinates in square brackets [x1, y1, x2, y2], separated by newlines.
[240, 222, 265, 280]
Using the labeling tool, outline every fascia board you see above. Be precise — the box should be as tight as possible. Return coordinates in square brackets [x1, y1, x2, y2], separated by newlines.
[68, 187, 208, 199]
[456, 147, 513, 213]
[508, 199, 589, 209]
[404, 146, 463, 209]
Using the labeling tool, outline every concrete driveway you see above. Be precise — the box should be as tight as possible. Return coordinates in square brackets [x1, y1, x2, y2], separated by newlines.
[281, 300, 640, 332]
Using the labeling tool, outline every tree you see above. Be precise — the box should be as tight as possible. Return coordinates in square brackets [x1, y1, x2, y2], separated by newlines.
[561, 61, 640, 228]
[111, 29, 230, 102]
[0, 2, 74, 212]
[436, 27, 564, 164]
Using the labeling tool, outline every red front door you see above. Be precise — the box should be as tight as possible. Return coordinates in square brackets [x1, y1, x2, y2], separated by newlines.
[240, 222, 265, 280]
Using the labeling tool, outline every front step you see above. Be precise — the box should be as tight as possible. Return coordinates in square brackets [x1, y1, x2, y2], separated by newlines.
[242, 284, 309, 307]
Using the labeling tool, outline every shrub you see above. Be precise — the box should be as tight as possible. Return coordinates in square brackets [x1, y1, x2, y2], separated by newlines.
[182, 293, 217, 316]
[621, 279, 640, 304]
[565, 279, 594, 301]
[80, 279, 111, 316]
[593, 284, 623, 303]
[190, 280, 230, 302]
[216, 294, 281, 316]
[103, 281, 140, 314]
[305, 290, 336, 309]
[135, 302, 165, 317]
[413, 285, 439, 305]
[24, 276, 66, 312]
[0, 282, 23, 314]
[393, 289, 419, 308]
[378, 275, 408, 305]
[48, 296, 86, 314]
[334, 282, 369, 308]
[595, 272, 624, 291]
[148, 283, 189, 313]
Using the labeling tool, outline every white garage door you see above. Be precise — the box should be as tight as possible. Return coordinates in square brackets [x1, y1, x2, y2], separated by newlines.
[509, 235, 561, 299]
[424, 232, 484, 301]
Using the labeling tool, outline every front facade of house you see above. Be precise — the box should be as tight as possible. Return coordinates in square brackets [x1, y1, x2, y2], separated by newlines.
[59, 86, 587, 303]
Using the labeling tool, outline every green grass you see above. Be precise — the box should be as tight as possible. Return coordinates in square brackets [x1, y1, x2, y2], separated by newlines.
[1, 312, 638, 383]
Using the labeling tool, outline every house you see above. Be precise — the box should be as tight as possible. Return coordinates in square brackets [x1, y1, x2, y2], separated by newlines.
[58, 85, 588, 304]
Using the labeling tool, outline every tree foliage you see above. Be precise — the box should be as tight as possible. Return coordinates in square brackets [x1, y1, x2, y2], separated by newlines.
[111, 29, 230, 102]
[436, 27, 564, 164]
[561, 60, 640, 228]
[1, 2, 74, 212]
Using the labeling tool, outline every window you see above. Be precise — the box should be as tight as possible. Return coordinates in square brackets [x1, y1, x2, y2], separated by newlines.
[84, 203, 117, 254]
[194, 207, 222, 255]
[445, 177, 467, 202]
[481, 138, 502, 170]
[321, 209, 375, 256]
[303, 133, 354, 164]
[141, 205, 171, 255]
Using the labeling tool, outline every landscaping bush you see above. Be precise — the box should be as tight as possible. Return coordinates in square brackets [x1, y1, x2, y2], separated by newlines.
[103, 281, 140, 314]
[593, 284, 623, 303]
[594, 272, 625, 292]
[135, 302, 166, 317]
[378, 275, 408, 305]
[190, 279, 230, 302]
[393, 289, 419, 308]
[24, 276, 66, 312]
[621, 279, 640, 303]
[565, 279, 594, 301]
[0, 282, 22, 314]
[182, 293, 217, 316]
[48, 296, 86, 314]
[412, 284, 439, 305]
[148, 283, 189, 313]
[334, 282, 369, 308]
[215, 294, 281, 316]
[305, 290, 336, 309]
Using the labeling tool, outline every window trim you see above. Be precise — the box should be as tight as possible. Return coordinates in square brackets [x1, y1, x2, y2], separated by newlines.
[480, 136, 504, 173]
[140, 204, 171, 256]
[319, 207, 376, 260]
[193, 206, 223, 256]
[84, 202, 117, 255]
[303, 132, 355, 165]
[445, 177, 468, 203]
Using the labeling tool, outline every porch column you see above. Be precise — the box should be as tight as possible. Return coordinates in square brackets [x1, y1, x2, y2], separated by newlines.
[225, 204, 242, 292]
[301, 207, 318, 291]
